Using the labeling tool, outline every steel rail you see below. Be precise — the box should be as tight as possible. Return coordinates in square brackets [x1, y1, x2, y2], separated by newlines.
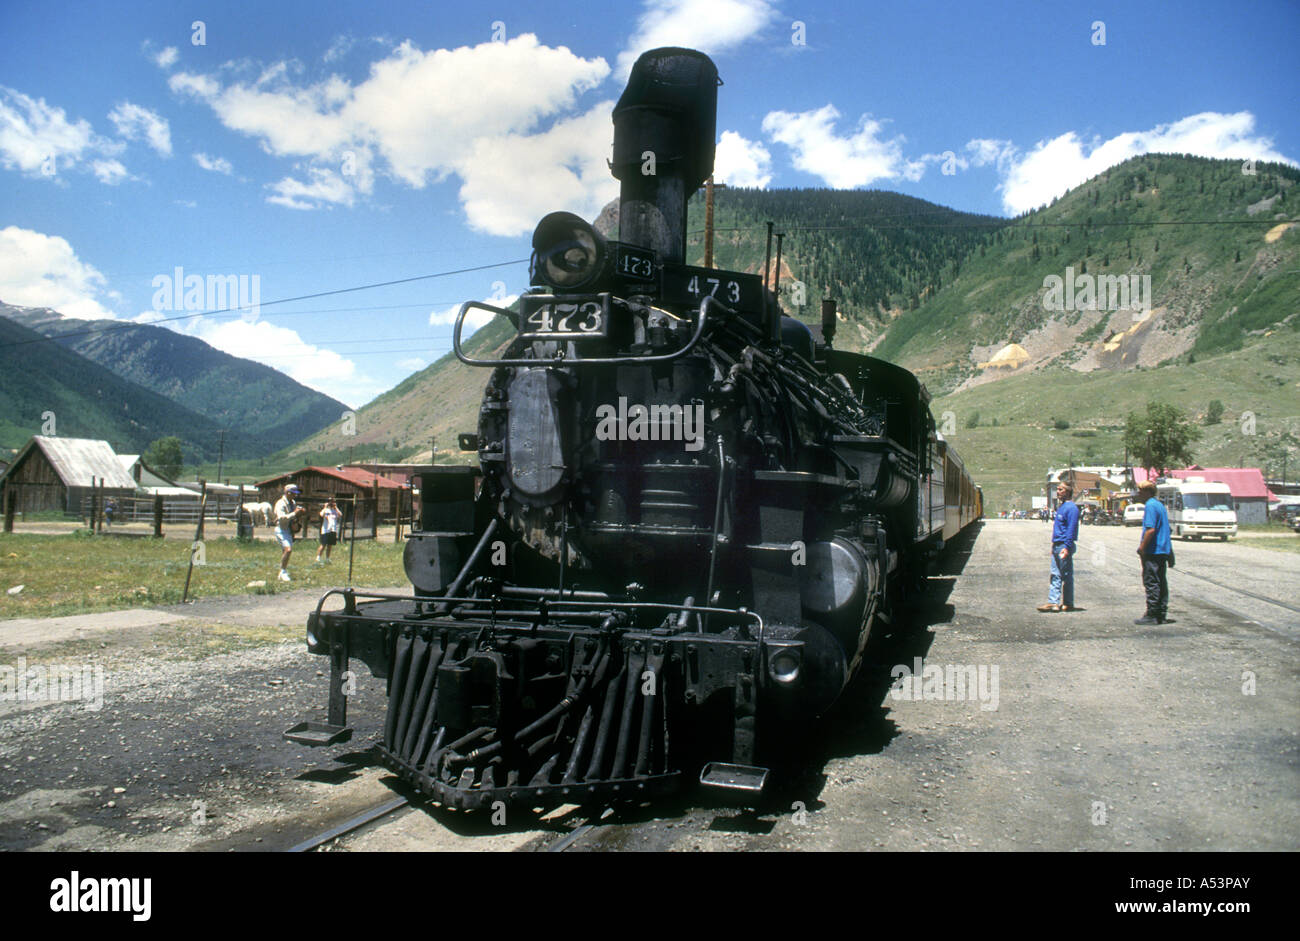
[287, 796, 411, 853]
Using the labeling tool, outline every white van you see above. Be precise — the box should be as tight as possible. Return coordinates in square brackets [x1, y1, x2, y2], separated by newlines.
[1156, 478, 1238, 541]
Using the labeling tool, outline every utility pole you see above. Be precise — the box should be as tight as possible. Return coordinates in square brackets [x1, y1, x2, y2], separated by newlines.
[703, 176, 726, 268]
[773, 232, 785, 299]
[216, 429, 226, 483]
[430, 435, 436, 463]
[763, 222, 774, 292]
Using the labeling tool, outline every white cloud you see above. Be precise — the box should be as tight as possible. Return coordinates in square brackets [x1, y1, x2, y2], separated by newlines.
[0, 226, 117, 320]
[165, 36, 611, 230]
[153, 46, 179, 69]
[92, 158, 129, 184]
[182, 316, 386, 408]
[396, 356, 426, 372]
[0, 86, 99, 176]
[965, 138, 1017, 169]
[993, 112, 1296, 215]
[322, 35, 355, 64]
[266, 167, 355, 210]
[194, 151, 234, 174]
[762, 104, 924, 187]
[617, 0, 777, 77]
[456, 105, 617, 235]
[429, 293, 518, 337]
[108, 101, 172, 156]
[714, 130, 771, 187]
[168, 71, 221, 100]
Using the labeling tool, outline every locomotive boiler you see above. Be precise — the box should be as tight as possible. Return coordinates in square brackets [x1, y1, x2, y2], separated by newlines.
[285, 47, 980, 809]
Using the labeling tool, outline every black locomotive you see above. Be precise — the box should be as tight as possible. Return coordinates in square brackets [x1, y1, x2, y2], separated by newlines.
[285, 48, 980, 809]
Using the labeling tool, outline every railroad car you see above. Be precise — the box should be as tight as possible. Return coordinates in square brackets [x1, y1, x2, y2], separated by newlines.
[286, 48, 981, 809]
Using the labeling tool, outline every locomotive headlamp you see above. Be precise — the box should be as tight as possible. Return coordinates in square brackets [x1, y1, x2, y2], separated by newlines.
[531, 211, 607, 290]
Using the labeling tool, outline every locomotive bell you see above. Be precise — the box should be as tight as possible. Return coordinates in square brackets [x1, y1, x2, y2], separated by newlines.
[531, 211, 607, 291]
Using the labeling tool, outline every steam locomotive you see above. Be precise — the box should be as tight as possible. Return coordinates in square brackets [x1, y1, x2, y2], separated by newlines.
[285, 48, 981, 809]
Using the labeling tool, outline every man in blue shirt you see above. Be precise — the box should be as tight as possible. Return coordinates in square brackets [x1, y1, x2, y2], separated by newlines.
[1038, 481, 1079, 612]
[1134, 480, 1172, 624]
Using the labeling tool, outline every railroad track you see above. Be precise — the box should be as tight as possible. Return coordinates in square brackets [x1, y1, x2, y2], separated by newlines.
[1169, 567, 1300, 617]
[542, 807, 616, 852]
[285, 794, 614, 853]
[287, 796, 412, 853]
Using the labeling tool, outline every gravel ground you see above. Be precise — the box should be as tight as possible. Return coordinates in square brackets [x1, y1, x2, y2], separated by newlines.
[0, 587, 402, 852]
[2, 522, 1295, 852]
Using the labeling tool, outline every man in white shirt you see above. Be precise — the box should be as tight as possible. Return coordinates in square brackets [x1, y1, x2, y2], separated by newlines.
[273, 484, 306, 581]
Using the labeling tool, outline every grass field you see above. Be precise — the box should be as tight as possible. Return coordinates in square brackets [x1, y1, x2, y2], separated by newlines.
[0, 532, 407, 620]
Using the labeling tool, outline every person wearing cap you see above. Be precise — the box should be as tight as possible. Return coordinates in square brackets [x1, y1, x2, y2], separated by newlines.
[1134, 480, 1172, 624]
[273, 484, 306, 581]
[1038, 480, 1079, 612]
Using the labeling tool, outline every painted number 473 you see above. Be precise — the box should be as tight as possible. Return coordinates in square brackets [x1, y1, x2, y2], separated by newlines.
[686, 275, 740, 304]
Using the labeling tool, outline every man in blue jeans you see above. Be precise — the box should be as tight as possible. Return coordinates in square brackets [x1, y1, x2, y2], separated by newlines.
[1135, 480, 1172, 624]
[1038, 481, 1079, 612]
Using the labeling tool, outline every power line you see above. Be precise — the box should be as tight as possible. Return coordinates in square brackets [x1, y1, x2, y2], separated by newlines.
[688, 217, 1298, 235]
[0, 258, 529, 350]
[94, 248, 474, 280]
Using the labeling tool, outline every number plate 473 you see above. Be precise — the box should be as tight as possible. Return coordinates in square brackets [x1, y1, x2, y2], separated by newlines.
[518, 295, 610, 339]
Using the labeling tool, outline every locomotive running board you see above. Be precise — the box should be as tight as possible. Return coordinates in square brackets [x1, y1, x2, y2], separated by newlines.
[698, 762, 769, 795]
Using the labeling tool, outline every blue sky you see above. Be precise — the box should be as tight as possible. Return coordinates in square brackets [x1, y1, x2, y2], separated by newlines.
[2, 0, 1296, 408]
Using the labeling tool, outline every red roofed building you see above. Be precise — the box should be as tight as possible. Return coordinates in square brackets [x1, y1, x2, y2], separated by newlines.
[256, 466, 408, 535]
[1133, 466, 1272, 523]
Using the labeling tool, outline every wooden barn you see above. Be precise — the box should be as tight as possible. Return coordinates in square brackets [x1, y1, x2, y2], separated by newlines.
[256, 465, 407, 534]
[0, 436, 137, 515]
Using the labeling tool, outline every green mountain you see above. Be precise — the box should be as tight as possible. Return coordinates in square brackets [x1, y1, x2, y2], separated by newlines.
[0, 315, 259, 460]
[1, 302, 349, 457]
[873, 154, 1299, 393]
[681, 188, 1008, 347]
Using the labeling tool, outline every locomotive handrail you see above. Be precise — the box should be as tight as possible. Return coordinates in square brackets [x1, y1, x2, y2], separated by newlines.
[452, 294, 726, 368]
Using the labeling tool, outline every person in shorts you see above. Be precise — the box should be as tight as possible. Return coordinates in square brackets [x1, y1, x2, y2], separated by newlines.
[316, 497, 342, 564]
[273, 484, 305, 582]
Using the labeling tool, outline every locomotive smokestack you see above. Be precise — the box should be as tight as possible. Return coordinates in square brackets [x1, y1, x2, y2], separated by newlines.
[611, 48, 719, 265]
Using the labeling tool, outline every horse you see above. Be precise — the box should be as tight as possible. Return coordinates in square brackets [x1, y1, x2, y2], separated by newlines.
[240, 502, 273, 526]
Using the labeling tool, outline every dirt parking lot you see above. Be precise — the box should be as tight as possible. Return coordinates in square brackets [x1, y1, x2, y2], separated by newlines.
[0, 520, 1295, 852]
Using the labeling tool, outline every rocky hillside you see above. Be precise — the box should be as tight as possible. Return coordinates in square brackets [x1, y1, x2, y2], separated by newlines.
[873, 154, 1299, 395]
